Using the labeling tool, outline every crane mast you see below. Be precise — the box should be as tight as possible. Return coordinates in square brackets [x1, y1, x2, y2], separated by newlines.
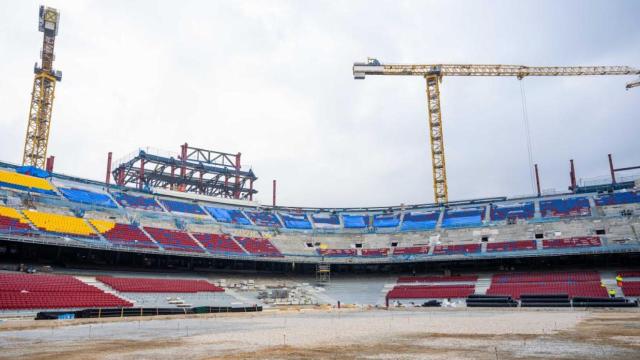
[22, 6, 62, 169]
[353, 59, 640, 204]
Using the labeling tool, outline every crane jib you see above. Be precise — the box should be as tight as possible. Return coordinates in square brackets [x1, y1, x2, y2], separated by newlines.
[352, 58, 639, 204]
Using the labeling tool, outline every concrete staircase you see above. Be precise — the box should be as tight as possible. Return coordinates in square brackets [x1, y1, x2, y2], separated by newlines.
[474, 273, 492, 295]
[600, 270, 623, 297]
[83, 219, 109, 243]
[75, 276, 135, 305]
[138, 225, 164, 250]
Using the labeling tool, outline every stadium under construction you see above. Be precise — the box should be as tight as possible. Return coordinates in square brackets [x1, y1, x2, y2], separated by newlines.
[2, 4, 640, 360]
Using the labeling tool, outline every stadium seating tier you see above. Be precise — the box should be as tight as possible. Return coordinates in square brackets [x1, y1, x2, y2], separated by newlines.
[23, 210, 97, 237]
[487, 271, 607, 299]
[143, 227, 204, 253]
[96, 276, 223, 293]
[159, 199, 206, 215]
[387, 285, 476, 299]
[235, 237, 283, 257]
[0, 273, 132, 310]
[91, 220, 158, 249]
[540, 197, 591, 218]
[192, 232, 244, 254]
[279, 212, 313, 229]
[0, 170, 56, 196]
[111, 192, 164, 211]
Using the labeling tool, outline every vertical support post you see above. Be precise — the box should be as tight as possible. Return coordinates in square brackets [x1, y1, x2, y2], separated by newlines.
[569, 159, 576, 193]
[534, 164, 541, 197]
[608, 153, 616, 184]
[234, 153, 241, 199]
[272, 179, 277, 207]
[45, 156, 55, 172]
[170, 165, 175, 190]
[224, 175, 229, 197]
[199, 171, 204, 194]
[116, 166, 125, 186]
[249, 179, 254, 201]
[180, 143, 188, 192]
[106, 152, 112, 185]
[139, 158, 145, 190]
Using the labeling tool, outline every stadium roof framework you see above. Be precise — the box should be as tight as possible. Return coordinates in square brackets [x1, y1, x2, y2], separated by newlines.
[111, 143, 258, 200]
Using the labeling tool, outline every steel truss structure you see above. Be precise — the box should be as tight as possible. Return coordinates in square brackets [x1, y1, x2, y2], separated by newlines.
[22, 6, 62, 169]
[112, 143, 258, 200]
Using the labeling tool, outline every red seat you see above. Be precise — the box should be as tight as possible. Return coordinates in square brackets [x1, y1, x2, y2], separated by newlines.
[192, 232, 244, 254]
[0, 273, 132, 310]
[235, 237, 282, 257]
[143, 227, 205, 253]
[486, 271, 607, 299]
[96, 276, 224, 293]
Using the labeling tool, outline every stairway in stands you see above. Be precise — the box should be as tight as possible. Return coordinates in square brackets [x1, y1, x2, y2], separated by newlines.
[83, 220, 109, 243]
[138, 226, 164, 250]
[474, 274, 492, 295]
[599, 270, 623, 296]
[75, 276, 135, 305]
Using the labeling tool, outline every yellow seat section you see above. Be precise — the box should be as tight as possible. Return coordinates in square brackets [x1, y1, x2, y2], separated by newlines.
[22, 210, 96, 237]
[89, 219, 116, 234]
[0, 206, 29, 224]
[0, 170, 54, 191]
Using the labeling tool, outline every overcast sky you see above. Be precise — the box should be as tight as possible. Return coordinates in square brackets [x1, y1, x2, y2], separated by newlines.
[0, 0, 638, 208]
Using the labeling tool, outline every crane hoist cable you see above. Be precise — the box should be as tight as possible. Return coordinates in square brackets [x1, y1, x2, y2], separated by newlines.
[519, 80, 536, 194]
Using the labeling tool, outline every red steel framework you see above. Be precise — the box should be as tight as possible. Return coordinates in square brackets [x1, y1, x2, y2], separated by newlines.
[110, 143, 257, 200]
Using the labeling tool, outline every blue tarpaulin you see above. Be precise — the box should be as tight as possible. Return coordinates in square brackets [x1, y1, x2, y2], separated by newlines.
[60, 188, 118, 208]
[16, 166, 50, 178]
[342, 214, 369, 228]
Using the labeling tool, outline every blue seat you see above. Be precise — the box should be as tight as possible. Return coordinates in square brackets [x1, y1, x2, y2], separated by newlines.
[311, 213, 340, 228]
[441, 207, 484, 228]
[540, 197, 590, 218]
[342, 214, 369, 228]
[279, 213, 312, 229]
[490, 202, 534, 221]
[205, 207, 251, 225]
[111, 192, 163, 211]
[159, 199, 205, 215]
[245, 211, 282, 227]
[401, 210, 439, 230]
[373, 213, 400, 228]
[595, 191, 640, 206]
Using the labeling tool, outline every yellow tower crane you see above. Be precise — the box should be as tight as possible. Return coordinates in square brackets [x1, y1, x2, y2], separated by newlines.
[353, 59, 640, 204]
[22, 6, 62, 169]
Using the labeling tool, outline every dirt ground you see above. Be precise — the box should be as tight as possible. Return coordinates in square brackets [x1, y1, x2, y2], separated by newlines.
[1, 308, 639, 360]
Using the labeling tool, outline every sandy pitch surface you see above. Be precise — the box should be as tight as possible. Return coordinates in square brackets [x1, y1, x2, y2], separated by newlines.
[1, 308, 639, 359]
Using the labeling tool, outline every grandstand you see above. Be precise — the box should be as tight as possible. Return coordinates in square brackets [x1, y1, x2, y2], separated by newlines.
[0, 158, 637, 267]
[4, 159, 637, 317]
